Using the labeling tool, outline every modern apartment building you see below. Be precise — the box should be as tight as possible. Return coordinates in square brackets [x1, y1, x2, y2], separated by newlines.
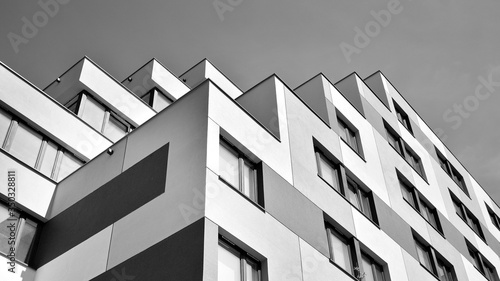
[1, 55, 499, 281]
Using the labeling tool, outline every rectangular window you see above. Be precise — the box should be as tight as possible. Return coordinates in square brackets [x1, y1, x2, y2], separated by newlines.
[437, 258, 455, 281]
[66, 91, 133, 141]
[218, 238, 261, 281]
[219, 139, 258, 204]
[404, 146, 425, 178]
[385, 126, 403, 155]
[400, 180, 418, 210]
[0, 203, 38, 264]
[486, 205, 500, 230]
[436, 148, 468, 195]
[400, 175, 442, 233]
[420, 201, 440, 231]
[56, 151, 84, 181]
[452, 193, 485, 240]
[414, 235, 456, 280]
[326, 226, 353, 274]
[361, 253, 386, 281]
[393, 101, 413, 134]
[347, 177, 374, 221]
[141, 88, 173, 112]
[315, 151, 340, 191]
[466, 241, 498, 281]
[415, 239, 434, 272]
[338, 118, 361, 154]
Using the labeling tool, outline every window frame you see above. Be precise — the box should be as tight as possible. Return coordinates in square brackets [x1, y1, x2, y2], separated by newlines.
[65, 91, 133, 141]
[393, 100, 413, 134]
[219, 138, 261, 206]
[337, 117, 362, 156]
[486, 204, 500, 231]
[451, 192, 486, 241]
[384, 122, 426, 179]
[0, 107, 84, 181]
[326, 225, 355, 275]
[399, 174, 443, 234]
[0, 201, 39, 265]
[435, 148, 468, 196]
[361, 252, 386, 281]
[466, 241, 499, 281]
[413, 234, 456, 280]
[140, 87, 174, 112]
[218, 237, 262, 281]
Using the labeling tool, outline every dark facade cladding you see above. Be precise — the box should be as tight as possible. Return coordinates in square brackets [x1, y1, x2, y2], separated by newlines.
[33, 143, 169, 268]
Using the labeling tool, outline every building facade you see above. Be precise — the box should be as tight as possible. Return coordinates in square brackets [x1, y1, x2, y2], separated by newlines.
[0, 56, 499, 281]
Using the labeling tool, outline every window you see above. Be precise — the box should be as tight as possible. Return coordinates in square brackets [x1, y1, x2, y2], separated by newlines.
[393, 101, 413, 134]
[338, 118, 361, 155]
[385, 125, 403, 155]
[219, 139, 259, 204]
[415, 239, 434, 272]
[437, 258, 456, 281]
[315, 146, 378, 224]
[0, 108, 84, 181]
[385, 122, 426, 179]
[414, 235, 456, 280]
[400, 179, 418, 209]
[399, 175, 442, 233]
[361, 253, 386, 281]
[0, 202, 38, 264]
[451, 192, 485, 240]
[346, 177, 375, 221]
[218, 238, 261, 281]
[66, 92, 133, 142]
[436, 148, 468, 195]
[140, 88, 173, 112]
[420, 200, 440, 231]
[467, 242, 499, 281]
[315, 150, 340, 191]
[326, 226, 353, 274]
[486, 204, 500, 231]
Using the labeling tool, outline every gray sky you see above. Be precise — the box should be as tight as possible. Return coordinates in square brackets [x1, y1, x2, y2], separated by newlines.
[1, 0, 499, 203]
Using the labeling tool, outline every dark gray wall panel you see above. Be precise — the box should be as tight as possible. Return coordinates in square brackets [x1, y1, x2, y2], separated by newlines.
[32, 143, 169, 268]
[262, 163, 329, 257]
[374, 195, 418, 259]
[91, 218, 205, 281]
[438, 212, 470, 258]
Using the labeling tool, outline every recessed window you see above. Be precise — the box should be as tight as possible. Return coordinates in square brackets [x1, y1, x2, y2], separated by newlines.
[486, 204, 500, 231]
[361, 253, 386, 281]
[393, 100, 413, 134]
[66, 91, 133, 142]
[467, 241, 499, 281]
[346, 177, 375, 221]
[384, 122, 426, 179]
[219, 139, 259, 204]
[0, 108, 84, 181]
[415, 239, 434, 272]
[451, 192, 485, 240]
[385, 125, 403, 155]
[140, 88, 173, 112]
[0, 202, 38, 264]
[218, 238, 261, 281]
[414, 235, 456, 280]
[326, 226, 353, 274]
[399, 174, 442, 233]
[315, 150, 340, 191]
[337, 118, 361, 155]
[435, 148, 468, 195]
[400, 179, 418, 210]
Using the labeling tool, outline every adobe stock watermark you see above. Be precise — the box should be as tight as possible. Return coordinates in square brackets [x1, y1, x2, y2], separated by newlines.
[213, 0, 243, 22]
[434, 65, 500, 141]
[7, 0, 71, 54]
[340, 0, 411, 63]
